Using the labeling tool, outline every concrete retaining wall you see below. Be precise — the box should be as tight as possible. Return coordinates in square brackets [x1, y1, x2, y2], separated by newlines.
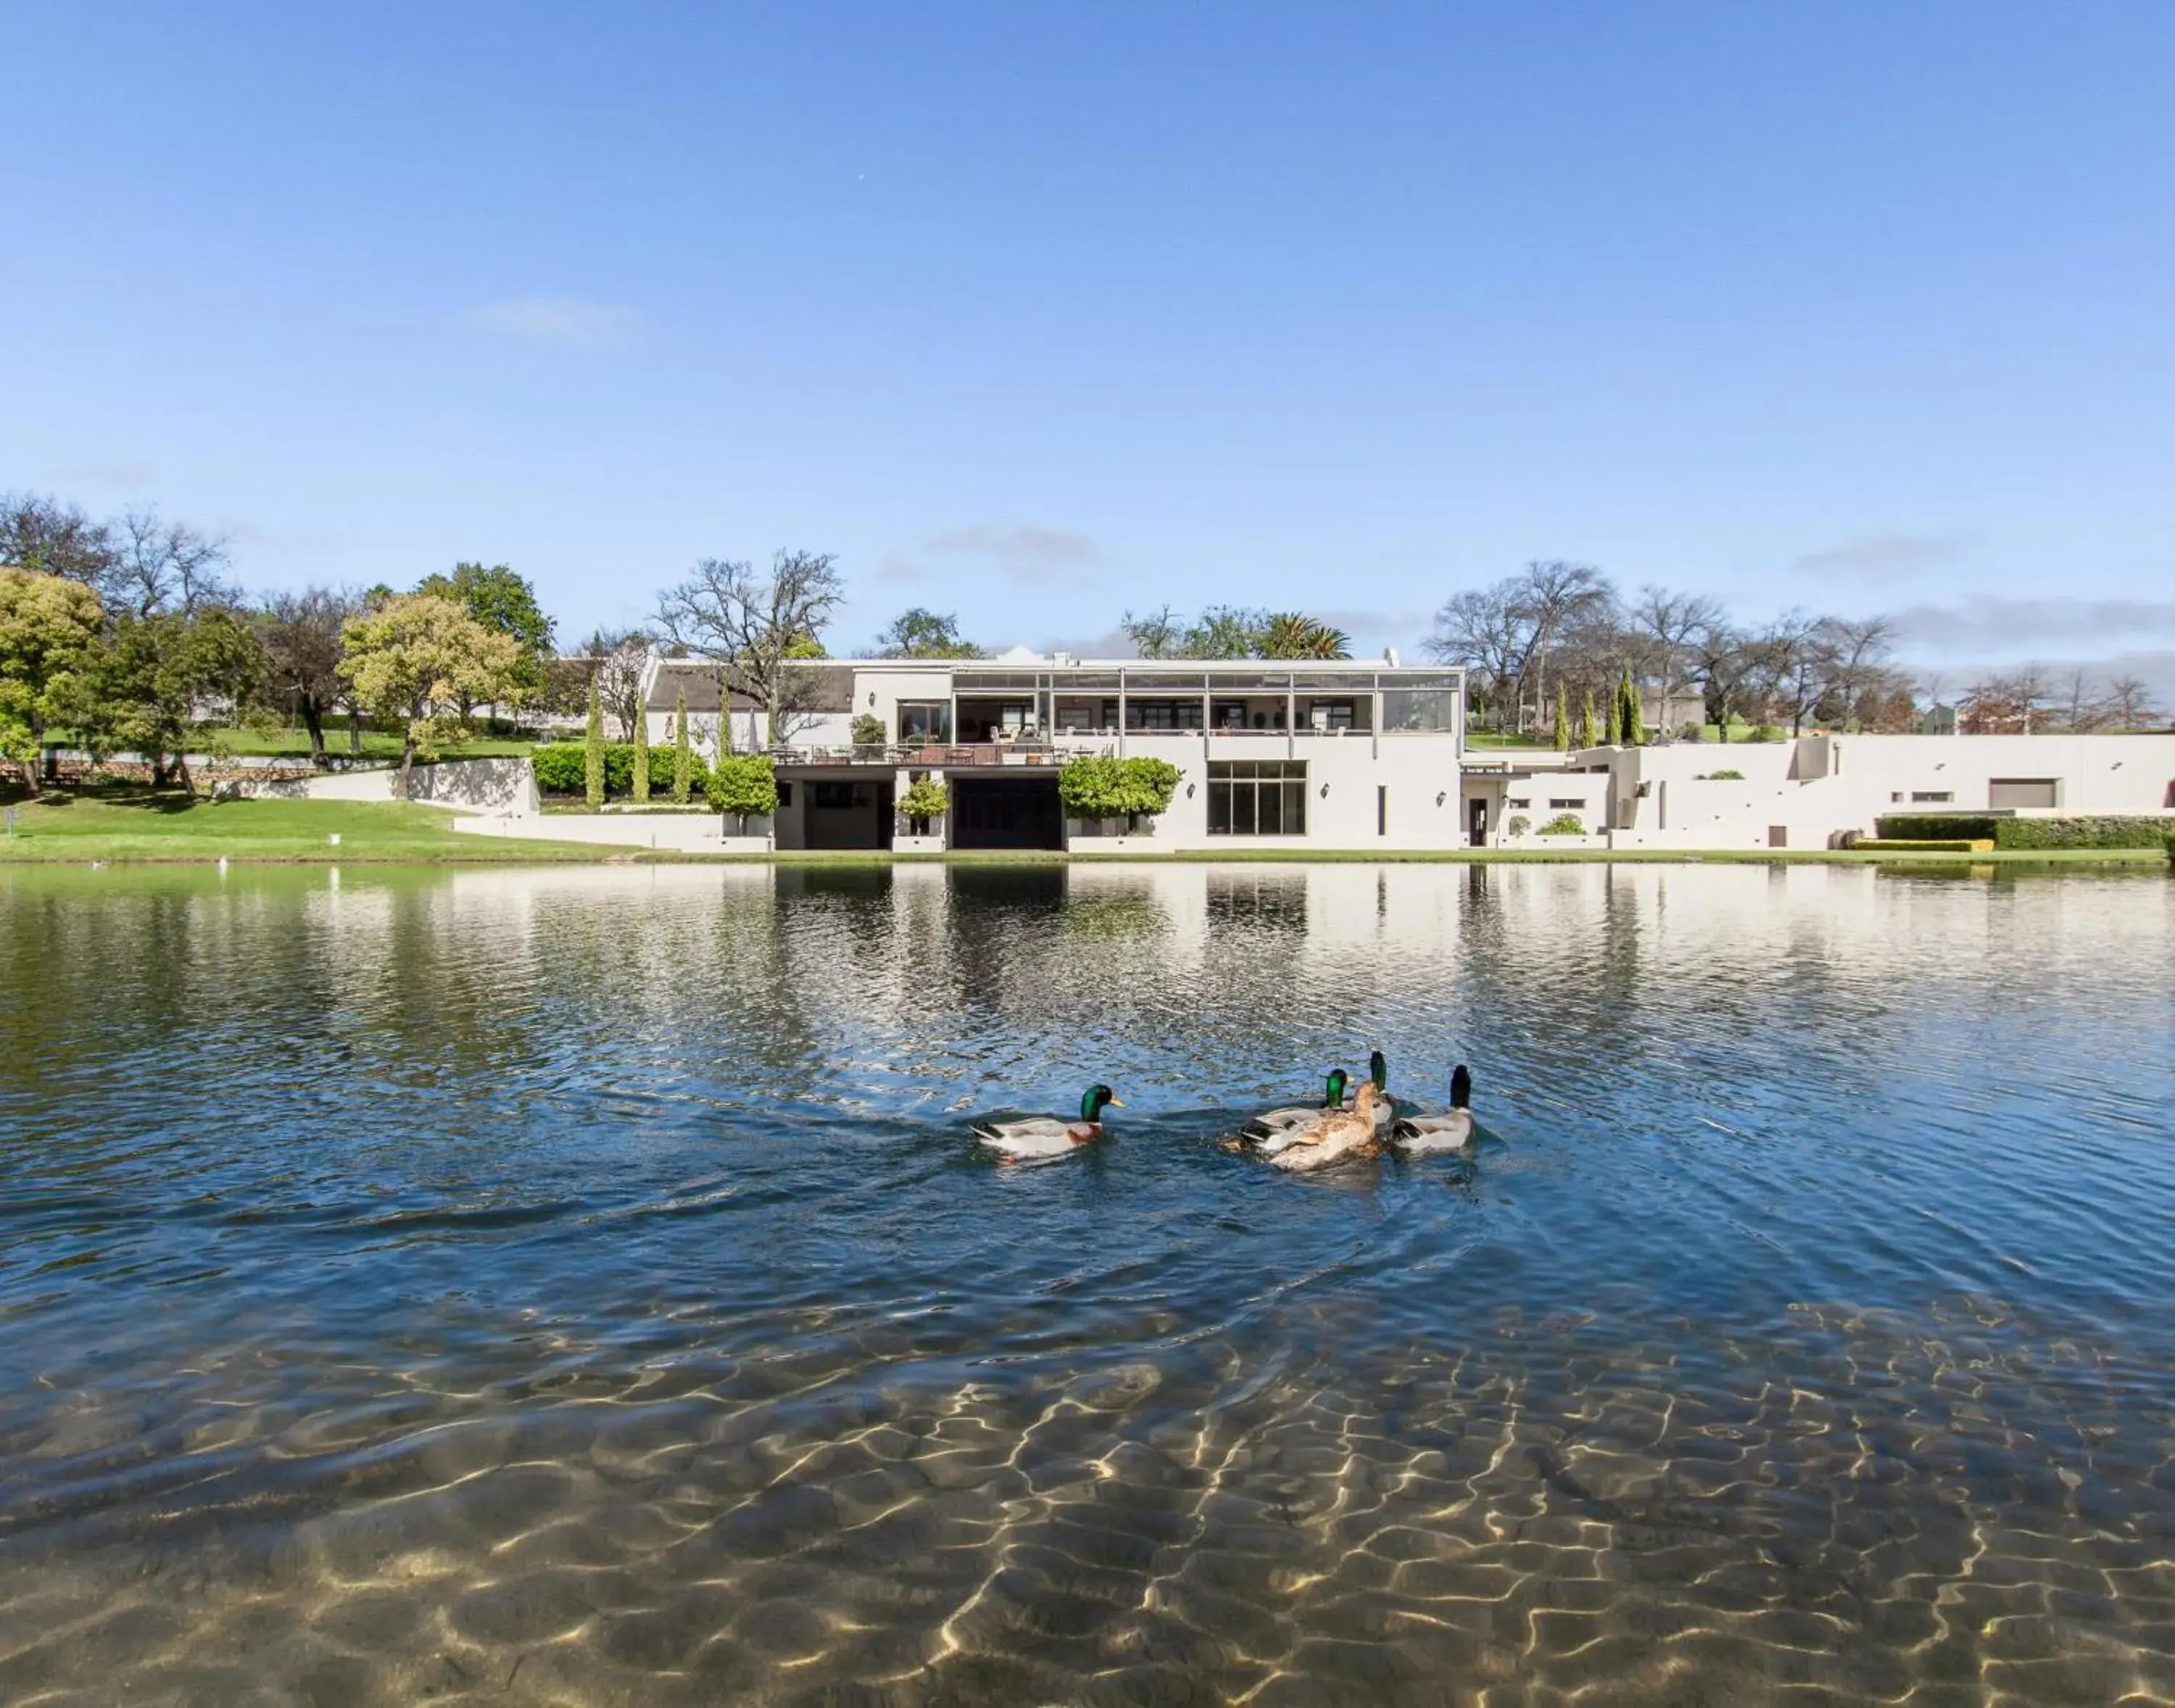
[218, 757, 539, 815]
[453, 813, 771, 853]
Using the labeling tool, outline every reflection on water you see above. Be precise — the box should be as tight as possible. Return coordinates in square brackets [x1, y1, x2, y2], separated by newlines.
[2, 861, 2173, 1705]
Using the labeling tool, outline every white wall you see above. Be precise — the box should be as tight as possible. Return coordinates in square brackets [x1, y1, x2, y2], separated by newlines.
[453, 813, 768, 852]
[1599, 733, 2175, 849]
[1064, 731, 1466, 851]
[217, 757, 538, 816]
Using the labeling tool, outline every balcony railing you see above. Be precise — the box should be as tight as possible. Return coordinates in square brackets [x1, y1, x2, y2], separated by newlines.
[768, 739, 1111, 768]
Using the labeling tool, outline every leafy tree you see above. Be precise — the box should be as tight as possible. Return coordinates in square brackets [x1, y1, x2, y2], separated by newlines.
[1120, 605, 1185, 659]
[260, 586, 355, 766]
[897, 776, 950, 832]
[1260, 613, 1353, 660]
[705, 753, 780, 833]
[95, 605, 265, 789]
[849, 711, 886, 751]
[672, 686, 692, 803]
[1553, 685, 1570, 751]
[875, 608, 983, 658]
[0, 568, 104, 794]
[584, 679, 606, 808]
[416, 562, 555, 708]
[1058, 755, 1181, 831]
[653, 550, 845, 749]
[341, 593, 521, 797]
[1183, 605, 1270, 658]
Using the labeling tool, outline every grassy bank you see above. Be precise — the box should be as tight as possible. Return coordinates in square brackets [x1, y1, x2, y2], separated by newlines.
[0, 792, 613, 863]
[3, 789, 2166, 868]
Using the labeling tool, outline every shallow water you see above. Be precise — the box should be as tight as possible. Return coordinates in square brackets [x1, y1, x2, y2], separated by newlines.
[2, 861, 2173, 1707]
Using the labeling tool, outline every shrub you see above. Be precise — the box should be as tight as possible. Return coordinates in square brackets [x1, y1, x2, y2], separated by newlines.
[1698, 768, 1746, 781]
[706, 753, 779, 825]
[1854, 838, 1996, 853]
[2166, 829, 2175, 869]
[849, 712, 886, 750]
[897, 777, 949, 829]
[584, 681, 605, 810]
[1507, 814, 1531, 837]
[534, 742, 710, 800]
[1058, 756, 1180, 826]
[1535, 813, 1585, 836]
[1876, 813, 2171, 850]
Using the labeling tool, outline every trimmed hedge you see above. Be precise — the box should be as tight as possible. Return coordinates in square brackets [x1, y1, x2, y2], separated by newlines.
[1855, 838, 1995, 854]
[1877, 813, 2172, 850]
[534, 742, 713, 798]
[2166, 829, 2175, 868]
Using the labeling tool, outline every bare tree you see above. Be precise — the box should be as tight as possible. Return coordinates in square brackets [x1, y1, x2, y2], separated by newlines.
[569, 628, 652, 737]
[2102, 674, 2160, 731]
[1816, 614, 1897, 726]
[2057, 666, 2105, 733]
[1425, 585, 1530, 729]
[1691, 621, 1770, 742]
[0, 492, 114, 582]
[652, 550, 844, 750]
[1761, 610, 1829, 735]
[104, 508, 234, 618]
[1509, 561, 1614, 731]
[260, 587, 356, 766]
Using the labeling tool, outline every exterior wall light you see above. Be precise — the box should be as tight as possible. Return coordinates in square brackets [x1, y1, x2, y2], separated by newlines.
[1320, 782, 1330, 797]
[1435, 791, 1446, 806]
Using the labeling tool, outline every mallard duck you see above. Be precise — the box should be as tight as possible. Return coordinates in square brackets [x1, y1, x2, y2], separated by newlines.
[1270, 1081, 1383, 1173]
[1392, 1066, 1475, 1153]
[974, 1085, 1121, 1162]
[1244, 1052, 1393, 1150]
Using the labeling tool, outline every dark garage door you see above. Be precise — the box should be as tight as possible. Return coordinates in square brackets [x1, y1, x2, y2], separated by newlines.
[950, 776, 1064, 850]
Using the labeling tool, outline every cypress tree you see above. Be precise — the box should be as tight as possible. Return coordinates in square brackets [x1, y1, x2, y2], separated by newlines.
[672, 687, 692, 804]
[1604, 686, 1621, 746]
[631, 692, 651, 802]
[1620, 667, 1644, 746]
[584, 678, 605, 810]
[1580, 690, 1599, 749]
[1553, 685, 1570, 751]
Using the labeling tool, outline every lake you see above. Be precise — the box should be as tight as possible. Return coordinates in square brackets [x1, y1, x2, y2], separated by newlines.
[2, 861, 2172, 1706]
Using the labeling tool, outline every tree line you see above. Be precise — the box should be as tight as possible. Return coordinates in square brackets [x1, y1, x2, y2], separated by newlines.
[0, 492, 555, 794]
[1425, 559, 2160, 740]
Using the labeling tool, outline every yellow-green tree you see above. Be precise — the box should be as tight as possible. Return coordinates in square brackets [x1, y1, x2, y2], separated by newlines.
[0, 568, 104, 795]
[341, 594, 520, 797]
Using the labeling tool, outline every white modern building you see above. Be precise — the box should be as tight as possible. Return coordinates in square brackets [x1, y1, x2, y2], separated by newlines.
[620, 652, 2174, 854]
[644, 654, 1470, 852]
[1484, 731, 2175, 850]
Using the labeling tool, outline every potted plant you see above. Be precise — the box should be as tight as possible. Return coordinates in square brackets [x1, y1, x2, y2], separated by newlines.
[897, 776, 949, 837]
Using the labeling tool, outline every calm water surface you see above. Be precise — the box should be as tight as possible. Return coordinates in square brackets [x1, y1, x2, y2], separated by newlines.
[2, 861, 2173, 1707]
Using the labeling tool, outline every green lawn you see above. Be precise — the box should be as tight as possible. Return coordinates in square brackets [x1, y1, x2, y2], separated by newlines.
[0, 790, 613, 863]
[194, 721, 536, 760]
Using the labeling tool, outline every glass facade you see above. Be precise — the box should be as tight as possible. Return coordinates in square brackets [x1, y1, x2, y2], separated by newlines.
[1207, 760, 1309, 835]
[1380, 689, 1459, 733]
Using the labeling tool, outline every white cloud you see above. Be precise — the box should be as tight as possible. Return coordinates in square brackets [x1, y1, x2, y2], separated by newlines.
[1889, 595, 2175, 655]
[53, 458, 155, 491]
[929, 524, 1100, 584]
[472, 297, 633, 348]
[1794, 534, 1969, 577]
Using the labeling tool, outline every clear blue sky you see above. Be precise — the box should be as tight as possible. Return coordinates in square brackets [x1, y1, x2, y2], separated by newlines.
[6, 2, 2171, 680]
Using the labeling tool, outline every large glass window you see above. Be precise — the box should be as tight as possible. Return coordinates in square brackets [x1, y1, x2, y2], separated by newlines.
[1380, 689, 1459, 733]
[1207, 760, 1308, 835]
[898, 702, 952, 742]
[1126, 698, 1205, 731]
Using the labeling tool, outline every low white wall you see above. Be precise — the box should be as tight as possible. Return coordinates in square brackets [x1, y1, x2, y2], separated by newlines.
[453, 813, 768, 852]
[218, 756, 538, 815]
[892, 834, 946, 853]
